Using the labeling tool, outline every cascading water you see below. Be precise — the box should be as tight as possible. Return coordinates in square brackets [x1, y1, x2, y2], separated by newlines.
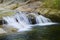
[27, 13, 52, 24]
[2, 11, 55, 32]
[36, 15, 52, 23]
[14, 12, 30, 24]
[3, 11, 31, 32]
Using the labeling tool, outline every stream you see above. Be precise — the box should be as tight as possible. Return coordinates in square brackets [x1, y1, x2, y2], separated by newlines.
[0, 11, 60, 40]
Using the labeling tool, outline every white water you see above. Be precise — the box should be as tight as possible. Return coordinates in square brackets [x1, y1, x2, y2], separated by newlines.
[14, 12, 30, 24]
[2, 11, 55, 32]
[36, 15, 52, 24]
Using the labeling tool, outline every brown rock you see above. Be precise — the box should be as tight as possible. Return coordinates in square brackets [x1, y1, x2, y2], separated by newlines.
[16, 6, 34, 12]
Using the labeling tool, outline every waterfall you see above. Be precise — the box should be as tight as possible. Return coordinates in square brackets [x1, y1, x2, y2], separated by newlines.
[36, 15, 52, 24]
[14, 12, 30, 24]
[27, 13, 52, 24]
[2, 11, 55, 32]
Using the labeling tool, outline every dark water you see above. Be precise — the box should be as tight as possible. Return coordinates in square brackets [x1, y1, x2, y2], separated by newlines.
[0, 23, 60, 40]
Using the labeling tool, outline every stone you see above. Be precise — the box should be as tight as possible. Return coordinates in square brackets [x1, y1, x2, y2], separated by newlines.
[44, 9, 60, 22]
[27, 13, 37, 24]
[4, 3, 19, 10]
[37, 7, 60, 22]
[3, 25, 18, 33]
[0, 28, 7, 34]
[0, 20, 7, 25]
[0, 10, 15, 18]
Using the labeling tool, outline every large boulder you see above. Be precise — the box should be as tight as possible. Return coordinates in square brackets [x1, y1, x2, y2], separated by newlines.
[4, 3, 19, 10]
[27, 13, 37, 24]
[16, 1, 42, 12]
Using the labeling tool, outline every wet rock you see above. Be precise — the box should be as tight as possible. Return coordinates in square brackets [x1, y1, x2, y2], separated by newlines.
[44, 10, 60, 22]
[36, 8, 60, 22]
[0, 20, 3, 25]
[0, 28, 7, 34]
[16, 1, 41, 12]
[0, 20, 7, 25]
[27, 13, 37, 24]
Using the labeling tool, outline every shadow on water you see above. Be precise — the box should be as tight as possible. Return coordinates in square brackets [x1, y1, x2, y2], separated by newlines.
[0, 23, 60, 40]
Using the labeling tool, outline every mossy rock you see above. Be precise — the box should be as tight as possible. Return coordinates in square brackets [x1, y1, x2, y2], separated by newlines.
[4, 3, 19, 10]
[0, 10, 16, 19]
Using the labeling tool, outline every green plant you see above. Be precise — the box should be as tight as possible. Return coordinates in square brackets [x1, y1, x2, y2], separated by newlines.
[44, 0, 60, 10]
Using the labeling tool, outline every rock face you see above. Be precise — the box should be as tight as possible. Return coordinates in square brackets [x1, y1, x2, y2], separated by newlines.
[0, 10, 16, 19]
[36, 7, 60, 22]
[45, 10, 60, 22]
[0, 20, 7, 25]
[16, 1, 42, 12]
[0, 20, 3, 25]
[0, 0, 60, 23]
[27, 13, 37, 24]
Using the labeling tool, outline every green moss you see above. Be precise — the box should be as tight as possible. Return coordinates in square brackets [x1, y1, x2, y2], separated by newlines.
[44, 0, 60, 10]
